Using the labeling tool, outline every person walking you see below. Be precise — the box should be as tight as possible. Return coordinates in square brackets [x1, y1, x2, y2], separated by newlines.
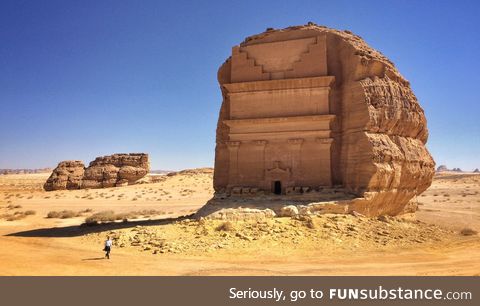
[104, 236, 112, 259]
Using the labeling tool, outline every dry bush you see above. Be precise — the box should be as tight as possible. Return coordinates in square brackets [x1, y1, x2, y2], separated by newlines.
[5, 214, 24, 221]
[83, 209, 166, 225]
[7, 204, 22, 209]
[216, 221, 234, 231]
[85, 210, 116, 225]
[460, 228, 478, 236]
[113, 212, 134, 221]
[2, 210, 36, 221]
[47, 210, 78, 219]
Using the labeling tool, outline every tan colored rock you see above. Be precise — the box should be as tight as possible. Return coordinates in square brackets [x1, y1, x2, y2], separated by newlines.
[202, 207, 276, 221]
[83, 153, 150, 187]
[212, 24, 434, 216]
[43, 161, 85, 191]
[44, 153, 149, 191]
[278, 205, 299, 217]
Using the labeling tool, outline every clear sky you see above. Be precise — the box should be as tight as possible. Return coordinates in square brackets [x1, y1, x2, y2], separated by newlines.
[0, 0, 479, 170]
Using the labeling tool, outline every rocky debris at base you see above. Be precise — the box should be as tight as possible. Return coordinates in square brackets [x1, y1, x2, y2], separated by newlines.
[278, 205, 299, 217]
[201, 207, 276, 221]
[84, 214, 454, 256]
[44, 153, 149, 191]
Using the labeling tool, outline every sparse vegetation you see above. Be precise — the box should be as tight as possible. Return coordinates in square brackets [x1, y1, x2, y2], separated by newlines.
[6, 204, 22, 209]
[1, 210, 36, 221]
[85, 210, 116, 224]
[84, 209, 167, 225]
[46, 208, 92, 219]
[47, 210, 78, 219]
[24, 210, 36, 215]
[460, 228, 478, 236]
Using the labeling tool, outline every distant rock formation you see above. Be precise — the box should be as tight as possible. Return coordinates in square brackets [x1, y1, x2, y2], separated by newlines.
[436, 165, 448, 172]
[1, 168, 52, 175]
[44, 153, 149, 191]
[452, 168, 463, 172]
[44, 161, 85, 191]
[474, 168, 480, 173]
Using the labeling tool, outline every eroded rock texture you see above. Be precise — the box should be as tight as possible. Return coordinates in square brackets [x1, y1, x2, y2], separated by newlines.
[44, 161, 85, 191]
[213, 24, 434, 216]
[44, 153, 149, 191]
[82, 153, 149, 188]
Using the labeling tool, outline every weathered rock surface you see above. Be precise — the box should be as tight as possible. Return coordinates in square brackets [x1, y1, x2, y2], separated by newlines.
[212, 23, 435, 216]
[44, 161, 85, 191]
[82, 153, 149, 188]
[44, 153, 149, 191]
[198, 207, 276, 221]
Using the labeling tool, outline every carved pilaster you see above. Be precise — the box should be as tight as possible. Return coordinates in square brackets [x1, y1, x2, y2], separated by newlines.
[252, 140, 267, 180]
[226, 141, 241, 185]
[288, 138, 304, 179]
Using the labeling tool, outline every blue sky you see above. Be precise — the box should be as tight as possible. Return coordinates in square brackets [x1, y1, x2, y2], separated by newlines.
[0, 0, 479, 170]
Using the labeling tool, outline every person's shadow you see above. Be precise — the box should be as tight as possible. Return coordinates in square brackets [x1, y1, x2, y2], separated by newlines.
[81, 257, 105, 261]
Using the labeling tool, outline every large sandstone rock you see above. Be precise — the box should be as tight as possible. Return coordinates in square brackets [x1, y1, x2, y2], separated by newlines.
[83, 153, 149, 187]
[44, 153, 149, 191]
[212, 23, 435, 216]
[44, 161, 85, 191]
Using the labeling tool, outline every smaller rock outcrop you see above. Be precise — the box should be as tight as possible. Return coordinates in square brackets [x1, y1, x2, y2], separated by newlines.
[452, 168, 463, 172]
[473, 168, 479, 173]
[44, 161, 85, 191]
[83, 153, 149, 188]
[436, 165, 448, 172]
[44, 153, 149, 191]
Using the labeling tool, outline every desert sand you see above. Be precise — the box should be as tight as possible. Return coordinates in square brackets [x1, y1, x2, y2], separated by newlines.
[0, 170, 478, 276]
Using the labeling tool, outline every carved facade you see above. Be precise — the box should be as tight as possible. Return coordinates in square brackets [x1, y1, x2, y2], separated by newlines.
[213, 24, 435, 216]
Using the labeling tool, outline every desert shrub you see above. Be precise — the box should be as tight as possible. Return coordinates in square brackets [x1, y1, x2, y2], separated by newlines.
[46, 211, 60, 218]
[84, 210, 116, 224]
[7, 204, 22, 209]
[5, 214, 24, 221]
[2, 210, 35, 221]
[460, 228, 478, 236]
[47, 210, 78, 219]
[216, 221, 234, 231]
[114, 212, 137, 220]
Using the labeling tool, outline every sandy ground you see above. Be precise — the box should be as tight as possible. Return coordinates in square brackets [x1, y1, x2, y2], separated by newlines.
[0, 170, 479, 276]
